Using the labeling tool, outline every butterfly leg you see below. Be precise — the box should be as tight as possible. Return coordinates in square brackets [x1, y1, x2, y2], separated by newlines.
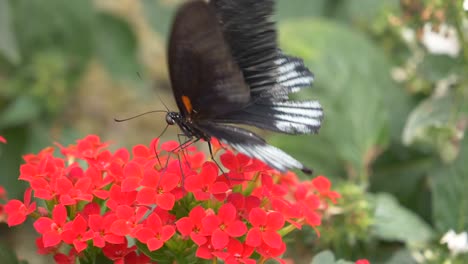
[174, 134, 202, 191]
[207, 140, 230, 178]
[175, 133, 199, 169]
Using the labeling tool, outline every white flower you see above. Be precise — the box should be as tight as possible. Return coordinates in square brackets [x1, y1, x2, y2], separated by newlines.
[391, 67, 408, 82]
[401, 27, 416, 44]
[421, 23, 460, 58]
[440, 229, 468, 256]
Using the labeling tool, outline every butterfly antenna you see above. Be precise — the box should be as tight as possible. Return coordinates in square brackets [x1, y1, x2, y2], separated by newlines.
[156, 92, 170, 112]
[114, 110, 168, 122]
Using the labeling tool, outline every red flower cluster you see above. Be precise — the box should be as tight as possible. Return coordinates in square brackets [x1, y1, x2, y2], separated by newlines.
[3, 135, 340, 263]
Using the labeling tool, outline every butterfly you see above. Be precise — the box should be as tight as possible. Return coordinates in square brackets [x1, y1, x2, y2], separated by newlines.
[164, 0, 323, 174]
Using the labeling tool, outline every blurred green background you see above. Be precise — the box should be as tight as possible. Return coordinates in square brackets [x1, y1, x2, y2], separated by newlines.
[1, 0, 467, 263]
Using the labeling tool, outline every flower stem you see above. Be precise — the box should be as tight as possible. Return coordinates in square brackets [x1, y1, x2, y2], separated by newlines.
[279, 223, 299, 237]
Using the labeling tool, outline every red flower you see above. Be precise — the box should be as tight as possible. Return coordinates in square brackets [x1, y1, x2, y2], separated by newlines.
[56, 175, 93, 205]
[102, 239, 136, 264]
[0, 186, 6, 200]
[161, 140, 180, 153]
[214, 239, 255, 264]
[61, 215, 93, 252]
[87, 213, 125, 247]
[85, 166, 112, 199]
[22, 147, 55, 164]
[185, 162, 229, 201]
[256, 241, 286, 261]
[121, 161, 144, 192]
[76, 134, 109, 159]
[4, 188, 36, 226]
[54, 248, 77, 264]
[21, 153, 64, 181]
[227, 193, 260, 220]
[33, 204, 68, 247]
[196, 237, 216, 260]
[355, 260, 370, 264]
[176, 205, 209, 245]
[7, 135, 341, 263]
[135, 213, 176, 251]
[106, 185, 138, 211]
[295, 184, 322, 227]
[311, 176, 341, 203]
[109, 205, 148, 237]
[124, 251, 154, 264]
[35, 237, 57, 255]
[220, 152, 264, 181]
[0, 135, 6, 143]
[137, 169, 180, 210]
[202, 203, 247, 249]
[246, 208, 285, 249]
[132, 138, 160, 162]
[209, 138, 223, 155]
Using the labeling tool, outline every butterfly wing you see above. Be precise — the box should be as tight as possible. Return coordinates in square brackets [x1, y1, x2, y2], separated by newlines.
[168, 1, 250, 119]
[197, 121, 312, 174]
[167, 0, 321, 174]
[210, 0, 313, 98]
[210, 0, 323, 134]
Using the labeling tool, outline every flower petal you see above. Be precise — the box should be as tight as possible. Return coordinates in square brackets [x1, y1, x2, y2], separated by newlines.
[245, 228, 262, 247]
[263, 231, 283, 249]
[211, 229, 229, 249]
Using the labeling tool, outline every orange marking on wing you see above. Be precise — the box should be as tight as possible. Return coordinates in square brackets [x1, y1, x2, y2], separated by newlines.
[182, 95, 193, 113]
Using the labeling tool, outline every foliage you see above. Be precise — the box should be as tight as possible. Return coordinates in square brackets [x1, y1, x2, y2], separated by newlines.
[0, 0, 139, 199]
[271, 0, 468, 263]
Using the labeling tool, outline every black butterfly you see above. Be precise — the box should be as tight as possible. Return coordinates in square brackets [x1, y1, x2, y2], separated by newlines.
[165, 0, 323, 174]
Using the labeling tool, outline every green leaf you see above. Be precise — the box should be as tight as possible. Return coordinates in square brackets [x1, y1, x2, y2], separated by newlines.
[0, 243, 23, 264]
[271, 19, 410, 178]
[0, 96, 40, 129]
[373, 193, 434, 244]
[276, 0, 328, 20]
[136, 240, 201, 264]
[0, 0, 21, 64]
[141, 0, 177, 37]
[310, 250, 354, 264]
[94, 13, 140, 80]
[269, 134, 346, 179]
[383, 249, 417, 264]
[0, 126, 28, 199]
[13, 0, 94, 62]
[432, 136, 468, 232]
[418, 54, 462, 82]
[311, 250, 336, 264]
[402, 94, 462, 163]
[333, 0, 399, 24]
[370, 144, 435, 222]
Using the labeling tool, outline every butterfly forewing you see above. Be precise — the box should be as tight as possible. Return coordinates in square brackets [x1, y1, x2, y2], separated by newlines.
[168, 1, 250, 119]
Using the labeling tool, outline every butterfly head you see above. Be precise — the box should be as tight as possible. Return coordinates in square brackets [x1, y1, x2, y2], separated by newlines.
[165, 112, 181, 126]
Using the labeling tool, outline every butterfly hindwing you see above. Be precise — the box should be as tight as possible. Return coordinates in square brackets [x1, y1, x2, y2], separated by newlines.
[196, 121, 312, 174]
[214, 100, 323, 135]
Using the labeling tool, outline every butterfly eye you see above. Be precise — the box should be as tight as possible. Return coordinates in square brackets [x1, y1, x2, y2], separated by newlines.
[166, 113, 176, 125]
